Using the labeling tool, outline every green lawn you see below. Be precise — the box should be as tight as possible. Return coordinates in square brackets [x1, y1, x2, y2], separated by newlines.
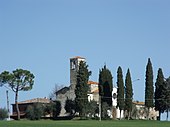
[0, 120, 170, 127]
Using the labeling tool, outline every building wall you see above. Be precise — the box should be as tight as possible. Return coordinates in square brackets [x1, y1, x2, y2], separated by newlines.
[12, 104, 28, 115]
[89, 84, 98, 93]
[112, 87, 117, 107]
[56, 57, 86, 116]
[56, 87, 75, 116]
[133, 104, 159, 120]
[88, 93, 99, 102]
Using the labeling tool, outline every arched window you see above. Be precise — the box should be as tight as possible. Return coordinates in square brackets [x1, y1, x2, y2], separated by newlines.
[71, 61, 76, 70]
[113, 93, 117, 99]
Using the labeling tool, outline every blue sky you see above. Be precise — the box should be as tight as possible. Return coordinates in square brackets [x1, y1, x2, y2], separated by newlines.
[0, 0, 170, 120]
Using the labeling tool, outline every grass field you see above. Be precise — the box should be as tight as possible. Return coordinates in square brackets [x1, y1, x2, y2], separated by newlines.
[0, 120, 170, 127]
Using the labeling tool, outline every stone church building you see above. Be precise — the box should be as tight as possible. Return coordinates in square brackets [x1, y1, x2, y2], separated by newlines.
[56, 56, 121, 117]
[56, 56, 98, 116]
[56, 56, 158, 120]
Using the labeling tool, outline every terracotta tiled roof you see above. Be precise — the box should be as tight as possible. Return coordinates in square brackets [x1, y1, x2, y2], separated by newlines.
[17, 98, 51, 104]
[92, 89, 99, 93]
[88, 81, 98, 85]
[133, 101, 145, 105]
[70, 56, 85, 59]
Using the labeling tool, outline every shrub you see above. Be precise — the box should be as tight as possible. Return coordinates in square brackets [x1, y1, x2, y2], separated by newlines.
[44, 102, 54, 117]
[86, 101, 98, 118]
[26, 103, 44, 120]
[26, 105, 34, 120]
[65, 99, 75, 115]
[0, 108, 8, 120]
[33, 103, 44, 120]
[101, 102, 110, 119]
[53, 101, 61, 119]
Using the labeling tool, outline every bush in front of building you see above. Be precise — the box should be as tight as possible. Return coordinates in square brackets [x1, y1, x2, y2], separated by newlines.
[52, 101, 61, 119]
[0, 108, 8, 120]
[26, 103, 44, 120]
[65, 99, 76, 116]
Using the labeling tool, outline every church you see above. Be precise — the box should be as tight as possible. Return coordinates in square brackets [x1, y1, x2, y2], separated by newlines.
[56, 56, 121, 118]
[10, 56, 158, 120]
[56, 56, 158, 120]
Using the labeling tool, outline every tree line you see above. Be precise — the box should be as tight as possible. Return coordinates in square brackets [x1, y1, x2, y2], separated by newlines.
[0, 58, 170, 121]
[74, 58, 170, 120]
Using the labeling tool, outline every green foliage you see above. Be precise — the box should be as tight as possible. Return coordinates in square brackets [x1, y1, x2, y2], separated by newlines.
[117, 66, 124, 112]
[98, 65, 113, 107]
[155, 68, 164, 120]
[75, 61, 91, 117]
[160, 77, 170, 120]
[86, 101, 98, 118]
[0, 71, 11, 86]
[0, 108, 8, 120]
[43, 101, 61, 119]
[26, 105, 34, 120]
[65, 99, 75, 115]
[125, 69, 133, 119]
[44, 102, 54, 117]
[0, 69, 35, 120]
[131, 103, 138, 119]
[0, 69, 35, 92]
[145, 58, 154, 109]
[34, 103, 44, 120]
[26, 103, 44, 120]
[101, 102, 110, 119]
[53, 101, 61, 119]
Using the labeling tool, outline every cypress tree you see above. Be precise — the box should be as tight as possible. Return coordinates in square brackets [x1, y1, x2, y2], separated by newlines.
[98, 65, 113, 117]
[125, 68, 133, 120]
[117, 66, 124, 120]
[155, 68, 164, 120]
[145, 58, 154, 119]
[75, 61, 91, 117]
[160, 77, 170, 121]
[166, 78, 170, 121]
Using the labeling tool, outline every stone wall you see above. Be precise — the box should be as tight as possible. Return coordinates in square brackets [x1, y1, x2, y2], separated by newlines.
[56, 86, 75, 116]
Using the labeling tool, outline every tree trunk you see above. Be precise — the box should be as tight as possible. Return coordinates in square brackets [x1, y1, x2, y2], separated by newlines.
[157, 110, 161, 121]
[147, 107, 150, 120]
[15, 91, 20, 120]
[120, 110, 121, 120]
[124, 110, 126, 119]
[166, 110, 168, 121]
[128, 111, 131, 120]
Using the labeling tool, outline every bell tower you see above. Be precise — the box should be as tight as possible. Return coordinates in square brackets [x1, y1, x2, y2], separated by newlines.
[70, 56, 86, 89]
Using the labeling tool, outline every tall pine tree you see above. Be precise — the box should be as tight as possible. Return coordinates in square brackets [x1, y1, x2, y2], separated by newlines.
[155, 68, 164, 120]
[75, 61, 91, 117]
[145, 58, 154, 119]
[117, 66, 124, 120]
[98, 65, 113, 118]
[125, 68, 133, 120]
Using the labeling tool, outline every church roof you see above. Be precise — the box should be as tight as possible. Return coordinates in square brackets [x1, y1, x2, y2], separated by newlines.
[12, 98, 51, 105]
[92, 89, 99, 93]
[88, 81, 98, 85]
[55, 87, 69, 95]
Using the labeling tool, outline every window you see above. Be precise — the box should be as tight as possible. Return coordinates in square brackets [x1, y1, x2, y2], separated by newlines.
[71, 61, 76, 70]
[113, 93, 117, 99]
